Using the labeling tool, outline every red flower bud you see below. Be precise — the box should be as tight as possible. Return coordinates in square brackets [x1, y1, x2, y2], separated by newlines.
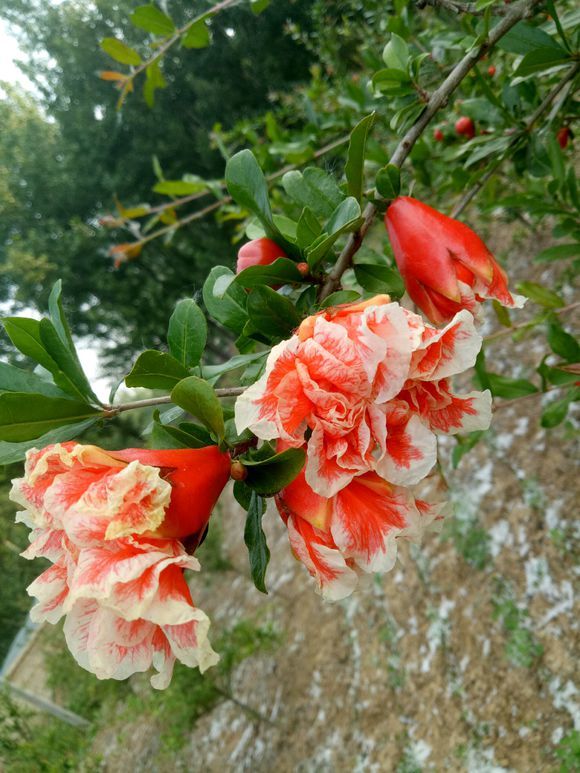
[487, 65, 496, 77]
[110, 446, 231, 542]
[557, 127, 571, 149]
[236, 238, 287, 273]
[433, 128, 444, 142]
[230, 459, 247, 481]
[384, 196, 524, 325]
[455, 116, 475, 140]
[297, 261, 310, 277]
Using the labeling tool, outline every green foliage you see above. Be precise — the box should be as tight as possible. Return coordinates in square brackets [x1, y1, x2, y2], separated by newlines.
[554, 730, 580, 772]
[171, 376, 225, 442]
[443, 509, 491, 570]
[492, 579, 544, 668]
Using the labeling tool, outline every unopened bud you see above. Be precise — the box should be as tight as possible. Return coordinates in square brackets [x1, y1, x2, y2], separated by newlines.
[230, 460, 247, 481]
[297, 262, 309, 277]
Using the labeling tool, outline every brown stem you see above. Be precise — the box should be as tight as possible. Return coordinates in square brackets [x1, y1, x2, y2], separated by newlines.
[451, 62, 580, 218]
[105, 386, 245, 416]
[318, 0, 544, 301]
[483, 301, 580, 343]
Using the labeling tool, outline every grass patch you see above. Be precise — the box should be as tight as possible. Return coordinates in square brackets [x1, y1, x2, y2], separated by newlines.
[492, 579, 543, 668]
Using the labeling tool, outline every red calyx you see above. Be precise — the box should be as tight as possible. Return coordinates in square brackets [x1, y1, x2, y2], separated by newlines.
[236, 238, 287, 273]
[455, 116, 475, 140]
[433, 128, 444, 142]
[110, 446, 231, 543]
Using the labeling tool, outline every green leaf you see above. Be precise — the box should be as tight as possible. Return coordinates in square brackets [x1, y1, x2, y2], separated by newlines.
[0, 362, 68, 399]
[372, 68, 413, 96]
[168, 299, 207, 368]
[516, 282, 564, 308]
[0, 418, 98, 466]
[296, 207, 322, 249]
[131, 5, 175, 36]
[487, 374, 538, 399]
[375, 165, 401, 200]
[100, 38, 142, 66]
[537, 359, 578, 388]
[354, 263, 405, 297]
[250, 0, 271, 14]
[243, 447, 306, 496]
[541, 395, 572, 428]
[345, 112, 376, 202]
[282, 167, 345, 220]
[143, 60, 167, 108]
[382, 33, 409, 71]
[202, 352, 267, 382]
[547, 320, 580, 363]
[513, 47, 570, 78]
[171, 376, 225, 442]
[202, 266, 248, 334]
[48, 280, 75, 353]
[0, 393, 102, 442]
[452, 431, 485, 468]
[319, 291, 361, 309]
[125, 350, 189, 390]
[498, 21, 566, 55]
[246, 286, 301, 341]
[4, 317, 61, 374]
[305, 198, 363, 269]
[150, 415, 213, 449]
[244, 491, 270, 594]
[182, 19, 211, 49]
[39, 319, 97, 402]
[153, 180, 205, 196]
[225, 150, 279, 241]
[534, 243, 580, 262]
[235, 258, 303, 288]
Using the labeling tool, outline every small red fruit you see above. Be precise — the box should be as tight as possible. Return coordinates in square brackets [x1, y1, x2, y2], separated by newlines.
[455, 116, 475, 140]
[557, 127, 571, 149]
[433, 128, 444, 142]
[487, 65, 496, 77]
[297, 261, 309, 277]
[230, 459, 247, 481]
[236, 238, 287, 273]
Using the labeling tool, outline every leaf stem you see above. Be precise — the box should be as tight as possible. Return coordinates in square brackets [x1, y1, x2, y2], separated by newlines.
[104, 385, 245, 416]
[483, 301, 580, 343]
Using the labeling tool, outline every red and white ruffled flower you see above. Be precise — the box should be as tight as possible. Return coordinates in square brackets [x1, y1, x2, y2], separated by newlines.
[276, 449, 445, 601]
[11, 443, 231, 688]
[235, 296, 490, 497]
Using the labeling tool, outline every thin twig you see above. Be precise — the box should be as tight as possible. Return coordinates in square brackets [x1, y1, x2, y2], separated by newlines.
[116, 136, 349, 255]
[318, 0, 544, 301]
[415, 0, 510, 16]
[484, 301, 580, 343]
[451, 62, 580, 218]
[105, 386, 244, 416]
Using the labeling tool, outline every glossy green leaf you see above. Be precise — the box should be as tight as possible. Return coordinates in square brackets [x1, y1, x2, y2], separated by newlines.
[516, 282, 564, 308]
[250, 0, 271, 14]
[547, 320, 580, 363]
[242, 447, 306, 496]
[354, 263, 405, 297]
[375, 164, 401, 200]
[534, 243, 580, 262]
[541, 394, 573, 428]
[282, 167, 345, 220]
[499, 21, 566, 55]
[100, 37, 142, 66]
[153, 180, 205, 196]
[487, 374, 538, 399]
[296, 207, 322, 249]
[202, 266, 248, 333]
[345, 112, 375, 202]
[225, 150, 280, 241]
[182, 19, 211, 49]
[0, 363, 68, 399]
[319, 290, 361, 309]
[143, 60, 167, 108]
[235, 258, 303, 288]
[382, 33, 409, 71]
[244, 491, 269, 594]
[125, 350, 189, 390]
[168, 299, 207, 368]
[0, 418, 98, 466]
[39, 319, 97, 402]
[246, 286, 301, 341]
[131, 5, 175, 36]
[513, 47, 570, 78]
[171, 376, 225, 441]
[0, 393, 102, 442]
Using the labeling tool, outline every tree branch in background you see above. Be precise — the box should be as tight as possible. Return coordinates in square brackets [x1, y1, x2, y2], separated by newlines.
[415, 0, 511, 16]
[318, 0, 545, 301]
[451, 62, 580, 218]
[104, 385, 245, 416]
[483, 301, 580, 343]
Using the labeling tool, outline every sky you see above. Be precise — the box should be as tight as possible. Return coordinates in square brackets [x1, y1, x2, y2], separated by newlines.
[0, 17, 111, 401]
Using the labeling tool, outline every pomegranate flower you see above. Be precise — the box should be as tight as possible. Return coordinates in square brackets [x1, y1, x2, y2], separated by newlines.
[235, 296, 490, 497]
[11, 443, 231, 688]
[385, 196, 525, 325]
[276, 452, 445, 601]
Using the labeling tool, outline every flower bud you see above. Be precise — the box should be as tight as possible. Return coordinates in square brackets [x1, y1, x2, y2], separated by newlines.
[236, 238, 287, 273]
